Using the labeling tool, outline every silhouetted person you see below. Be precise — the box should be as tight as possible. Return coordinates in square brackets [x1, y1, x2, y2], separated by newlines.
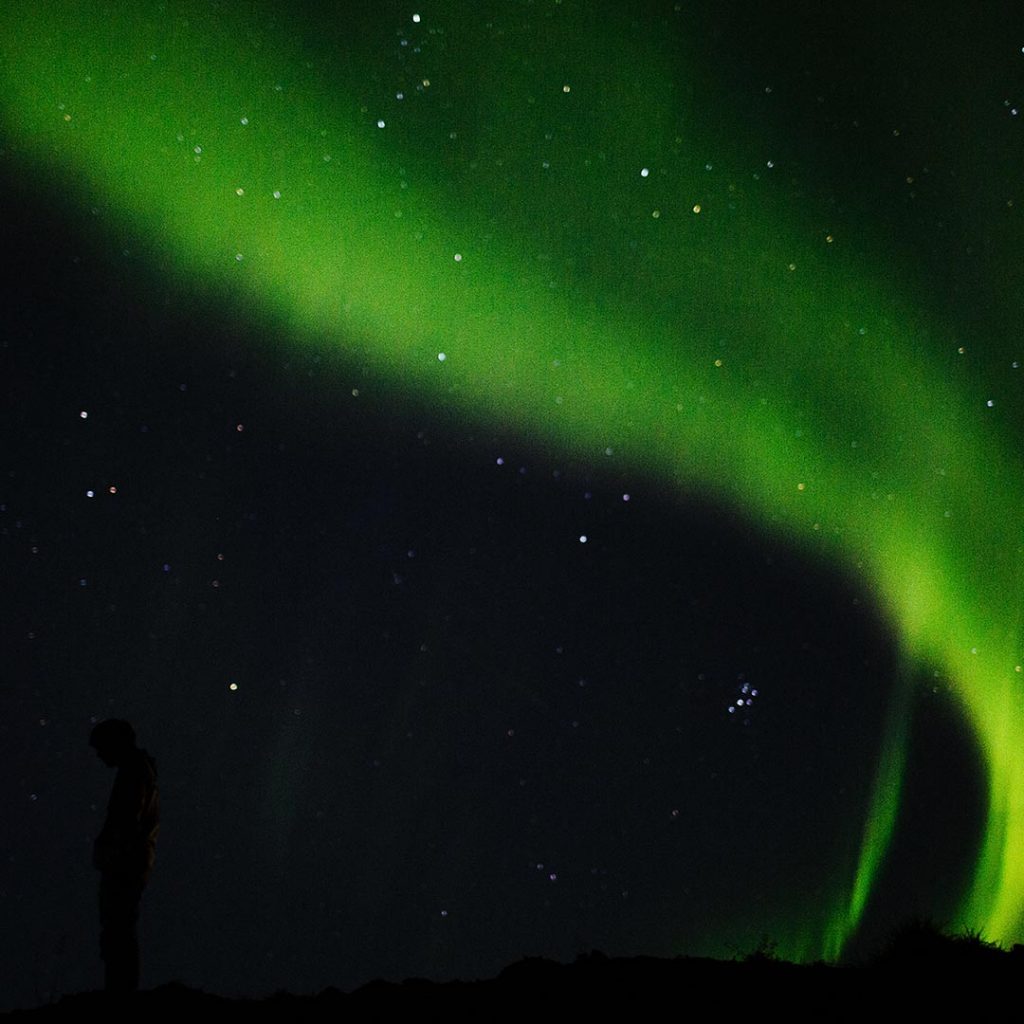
[89, 719, 160, 992]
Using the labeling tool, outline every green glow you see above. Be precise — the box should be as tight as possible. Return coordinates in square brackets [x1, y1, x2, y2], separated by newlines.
[2, 2, 1021, 958]
[825, 667, 911, 961]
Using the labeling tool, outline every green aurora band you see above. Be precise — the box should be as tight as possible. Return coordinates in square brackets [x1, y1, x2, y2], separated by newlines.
[3, 2, 1022, 960]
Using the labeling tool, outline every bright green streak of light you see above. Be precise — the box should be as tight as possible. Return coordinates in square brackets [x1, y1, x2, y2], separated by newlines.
[825, 667, 911, 961]
[3, 2, 1022, 957]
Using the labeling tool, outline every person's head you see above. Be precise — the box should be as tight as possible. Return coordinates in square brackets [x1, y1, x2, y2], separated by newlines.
[89, 719, 137, 767]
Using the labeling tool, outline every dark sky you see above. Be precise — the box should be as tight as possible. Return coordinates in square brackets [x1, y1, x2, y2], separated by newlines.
[0, 0, 1013, 1007]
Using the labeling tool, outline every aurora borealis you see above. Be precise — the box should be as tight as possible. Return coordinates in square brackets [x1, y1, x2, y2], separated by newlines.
[2, 0, 1022, 1002]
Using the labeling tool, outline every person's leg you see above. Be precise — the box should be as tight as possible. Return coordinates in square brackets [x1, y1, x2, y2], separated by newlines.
[99, 875, 143, 991]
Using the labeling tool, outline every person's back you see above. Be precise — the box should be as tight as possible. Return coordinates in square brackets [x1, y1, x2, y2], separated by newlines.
[94, 745, 160, 884]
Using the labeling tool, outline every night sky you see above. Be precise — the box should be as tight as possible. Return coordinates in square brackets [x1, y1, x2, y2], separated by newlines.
[1, 0, 1020, 1007]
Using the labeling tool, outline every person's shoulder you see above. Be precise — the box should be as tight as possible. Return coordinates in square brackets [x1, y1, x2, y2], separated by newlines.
[128, 747, 158, 781]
